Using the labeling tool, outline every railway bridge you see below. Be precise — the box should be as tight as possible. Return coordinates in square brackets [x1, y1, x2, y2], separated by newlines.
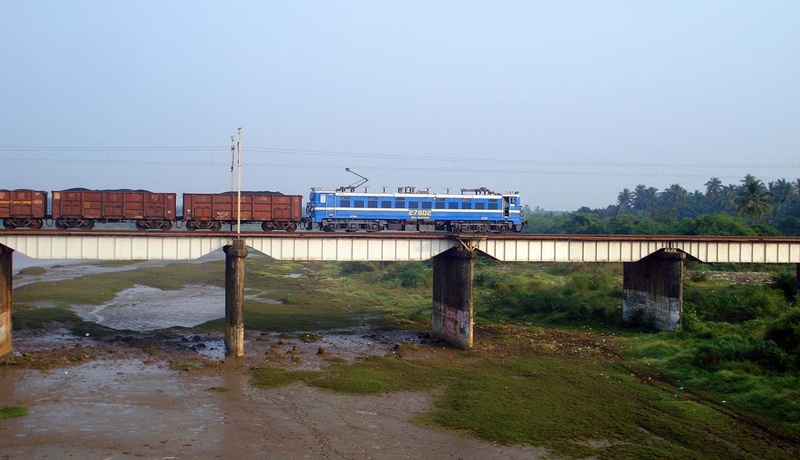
[2, 231, 800, 358]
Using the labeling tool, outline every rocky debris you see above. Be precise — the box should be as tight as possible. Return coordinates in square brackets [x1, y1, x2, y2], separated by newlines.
[707, 271, 774, 284]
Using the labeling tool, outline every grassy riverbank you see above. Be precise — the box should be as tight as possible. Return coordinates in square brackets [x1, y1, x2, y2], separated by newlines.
[7, 255, 800, 459]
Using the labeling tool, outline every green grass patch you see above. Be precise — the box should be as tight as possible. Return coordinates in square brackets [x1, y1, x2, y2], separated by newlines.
[11, 305, 82, 329]
[14, 260, 225, 307]
[0, 405, 28, 419]
[622, 331, 800, 438]
[251, 367, 318, 389]
[17, 266, 46, 276]
[311, 355, 457, 394]
[248, 342, 797, 459]
[250, 355, 457, 393]
[93, 260, 145, 268]
[169, 361, 209, 372]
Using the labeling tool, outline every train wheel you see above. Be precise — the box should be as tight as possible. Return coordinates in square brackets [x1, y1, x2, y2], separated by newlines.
[3, 219, 16, 229]
[135, 220, 148, 231]
[186, 220, 198, 231]
[55, 219, 68, 230]
[160, 221, 172, 232]
[29, 219, 43, 230]
[285, 222, 298, 232]
[210, 221, 222, 232]
[261, 221, 274, 232]
[79, 220, 94, 230]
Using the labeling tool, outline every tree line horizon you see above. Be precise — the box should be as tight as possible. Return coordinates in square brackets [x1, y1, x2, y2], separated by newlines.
[525, 175, 800, 236]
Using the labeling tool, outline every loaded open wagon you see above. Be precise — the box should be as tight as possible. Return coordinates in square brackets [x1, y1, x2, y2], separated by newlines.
[182, 191, 303, 231]
[51, 189, 176, 230]
[0, 189, 47, 229]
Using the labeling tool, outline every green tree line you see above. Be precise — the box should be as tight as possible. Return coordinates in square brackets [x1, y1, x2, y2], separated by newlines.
[526, 175, 800, 236]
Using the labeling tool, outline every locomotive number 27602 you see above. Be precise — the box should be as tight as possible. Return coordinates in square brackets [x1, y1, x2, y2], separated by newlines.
[408, 209, 432, 217]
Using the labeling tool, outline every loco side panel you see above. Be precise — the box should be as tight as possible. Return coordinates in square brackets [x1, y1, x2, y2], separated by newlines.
[308, 188, 524, 232]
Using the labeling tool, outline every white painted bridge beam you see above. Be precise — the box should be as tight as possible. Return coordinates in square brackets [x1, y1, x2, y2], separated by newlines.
[1, 234, 799, 263]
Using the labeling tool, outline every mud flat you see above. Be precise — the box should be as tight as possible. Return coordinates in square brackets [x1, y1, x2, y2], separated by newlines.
[0, 331, 545, 459]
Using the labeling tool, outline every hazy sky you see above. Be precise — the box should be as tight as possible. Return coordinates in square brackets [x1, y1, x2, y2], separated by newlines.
[1, 1, 798, 210]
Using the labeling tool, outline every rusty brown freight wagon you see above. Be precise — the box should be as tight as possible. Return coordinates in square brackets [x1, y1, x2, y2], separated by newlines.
[183, 192, 303, 231]
[0, 189, 47, 229]
[51, 189, 176, 231]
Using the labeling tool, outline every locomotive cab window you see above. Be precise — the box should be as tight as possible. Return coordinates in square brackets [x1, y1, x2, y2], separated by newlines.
[395, 199, 405, 208]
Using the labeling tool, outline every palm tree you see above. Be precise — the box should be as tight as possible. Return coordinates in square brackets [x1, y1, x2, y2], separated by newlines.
[719, 184, 739, 212]
[660, 184, 688, 207]
[736, 176, 772, 221]
[705, 177, 722, 199]
[768, 179, 795, 220]
[634, 186, 659, 210]
[632, 185, 647, 210]
[704, 177, 723, 211]
[616, 188, 633, 214]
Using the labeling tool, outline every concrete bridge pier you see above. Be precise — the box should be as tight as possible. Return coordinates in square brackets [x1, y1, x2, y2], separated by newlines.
[432, 247, 476, 349]
[623, 249, 686, 330]
[223, 239, 248, 358]
[1, 245, 11, 357]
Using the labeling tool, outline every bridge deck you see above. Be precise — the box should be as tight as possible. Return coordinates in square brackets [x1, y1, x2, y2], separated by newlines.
[1, 231, 800, 263]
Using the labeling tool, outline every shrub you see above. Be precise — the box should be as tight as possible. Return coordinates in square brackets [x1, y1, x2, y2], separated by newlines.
[689, 271, 709, 282]
[693, 336, 749, 370]
[749, 340, 792, 371]
[396, 264, 426, 288]
[685, 284, 787, 323]
[771, 269, 798, 300]
[339, 261, 376, 275]
[764, 307, 800, 366]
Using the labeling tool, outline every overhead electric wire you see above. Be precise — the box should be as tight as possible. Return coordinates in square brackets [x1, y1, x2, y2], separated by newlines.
[0, 145, 797, 172]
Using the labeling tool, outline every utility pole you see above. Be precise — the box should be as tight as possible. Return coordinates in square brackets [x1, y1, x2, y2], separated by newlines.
[224, 127, 247, 358]
[230, 135, 235, 192]
[236, 127, 242, 236]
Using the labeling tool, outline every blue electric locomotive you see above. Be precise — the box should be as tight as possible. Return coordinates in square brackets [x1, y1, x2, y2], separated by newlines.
[306, 186, 524, 233]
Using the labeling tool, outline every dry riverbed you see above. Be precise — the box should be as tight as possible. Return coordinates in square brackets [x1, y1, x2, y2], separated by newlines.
[1, 326, 546, 459]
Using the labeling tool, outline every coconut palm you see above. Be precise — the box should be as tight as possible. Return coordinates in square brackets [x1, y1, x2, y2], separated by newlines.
[736, 176, 772, 221]
[634, 186, 659, 210]
[705, 177, 722, 199]
[659, 184, 688, 207]
[632, 185, 647, 210]
[768, 179, 795, 220]
[719, 184, 739, 212]
[704, 177, 723, 211]
[616, 188, 633, 214]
